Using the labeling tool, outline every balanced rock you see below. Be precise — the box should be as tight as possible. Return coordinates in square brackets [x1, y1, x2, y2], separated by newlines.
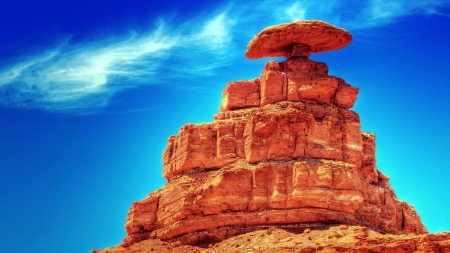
[245, 20, 352, 59]
[120, 21, 427, 247]
[101, 21, 430, 250]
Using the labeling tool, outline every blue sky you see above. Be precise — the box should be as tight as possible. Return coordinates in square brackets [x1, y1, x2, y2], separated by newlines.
[0, 0, 449, 252]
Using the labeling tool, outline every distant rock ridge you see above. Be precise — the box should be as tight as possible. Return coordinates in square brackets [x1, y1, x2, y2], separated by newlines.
[98, 21, 430, 250]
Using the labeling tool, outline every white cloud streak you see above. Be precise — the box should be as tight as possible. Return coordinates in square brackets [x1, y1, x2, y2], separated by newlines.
[277, 0, 449, 29]
[0, 27, 173, 109]
[360, 0, 450, 27]
[0, 0, 447, 112]
[0, 11, 236, 112]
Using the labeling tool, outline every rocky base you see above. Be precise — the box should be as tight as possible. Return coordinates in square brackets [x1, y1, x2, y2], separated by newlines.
[93, 226, 450, 253]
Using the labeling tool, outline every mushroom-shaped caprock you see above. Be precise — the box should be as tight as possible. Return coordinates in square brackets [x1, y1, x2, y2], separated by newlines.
[245, 20, 352, 59]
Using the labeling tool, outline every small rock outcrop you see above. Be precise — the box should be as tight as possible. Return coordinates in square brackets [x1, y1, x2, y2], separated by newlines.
[97, 21, 434, 251]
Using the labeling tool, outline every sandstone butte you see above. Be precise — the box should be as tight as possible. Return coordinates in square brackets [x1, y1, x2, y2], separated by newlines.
[95, 20, 450, 253]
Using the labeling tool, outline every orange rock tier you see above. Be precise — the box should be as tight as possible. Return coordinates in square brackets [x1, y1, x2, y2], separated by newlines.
[122, 56, 426, 247]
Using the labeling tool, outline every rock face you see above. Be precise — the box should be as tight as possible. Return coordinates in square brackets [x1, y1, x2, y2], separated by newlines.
[112, 21, 428, 248]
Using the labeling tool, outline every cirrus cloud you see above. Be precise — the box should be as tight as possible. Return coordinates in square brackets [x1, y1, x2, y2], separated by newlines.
[0, 0, 447, 112]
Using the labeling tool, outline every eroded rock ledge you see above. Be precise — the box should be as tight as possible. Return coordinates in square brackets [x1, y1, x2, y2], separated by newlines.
[162, 58, 360, 180]
[124, 158, 425, 247]
[122, 56, 426, 247]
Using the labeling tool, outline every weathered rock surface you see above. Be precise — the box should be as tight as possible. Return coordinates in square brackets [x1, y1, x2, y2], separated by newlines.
[97, 21, 433, 251]
[164, 58, 360, 180]
[94, 226, 450, 253]
[123, 55, 425, 247]
[245, 20, 352, 59]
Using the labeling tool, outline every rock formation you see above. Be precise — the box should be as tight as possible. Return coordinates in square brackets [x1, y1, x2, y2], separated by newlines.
[96, 21, 438, 252]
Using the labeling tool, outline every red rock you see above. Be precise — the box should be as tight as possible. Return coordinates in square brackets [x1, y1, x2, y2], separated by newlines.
[219, 79, 260, 111]
[143, 55, 425, 246]
[219, 57, 358, 111]
[127, 152, 426, 245]
[94, 226, 450, 253]
[245, 20, 352, 59]
[97, 20, 433, 251]
[260, 68, 286, 106]
[150, 96, 426, 246]
[335, 79, 360, 109]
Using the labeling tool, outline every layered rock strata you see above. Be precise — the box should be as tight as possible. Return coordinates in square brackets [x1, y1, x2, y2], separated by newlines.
[123, 57, 426, 246]
[117, 21, 427, 248]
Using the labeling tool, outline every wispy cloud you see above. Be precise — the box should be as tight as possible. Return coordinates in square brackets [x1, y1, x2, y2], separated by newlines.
[282, 1, 341, 24]
[276, 0, 449, 29]
[0, 26, 174, 111]
[284, 2, 307, 22]
[360, 0, 450, 27]
[0, 0, 447, 112]
[0, 10, 236, 112]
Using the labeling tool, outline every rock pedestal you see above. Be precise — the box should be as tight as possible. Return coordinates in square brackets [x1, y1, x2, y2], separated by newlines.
[120, 21, 426, 247]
